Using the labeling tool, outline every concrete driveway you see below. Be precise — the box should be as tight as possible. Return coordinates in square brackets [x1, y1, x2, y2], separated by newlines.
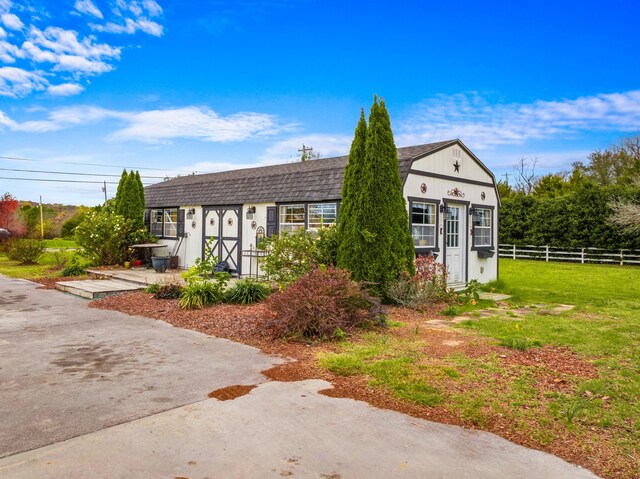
[0, 276, 600, 479]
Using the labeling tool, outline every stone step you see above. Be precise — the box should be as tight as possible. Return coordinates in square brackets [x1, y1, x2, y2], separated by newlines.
[56, 279, 144, 299]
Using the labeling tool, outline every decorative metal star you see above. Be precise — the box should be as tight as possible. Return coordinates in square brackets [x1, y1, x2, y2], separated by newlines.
[453, 160, 460, 172]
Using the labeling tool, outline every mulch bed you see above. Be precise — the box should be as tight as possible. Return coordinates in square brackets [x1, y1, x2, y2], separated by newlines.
[88, 292, 630, 479]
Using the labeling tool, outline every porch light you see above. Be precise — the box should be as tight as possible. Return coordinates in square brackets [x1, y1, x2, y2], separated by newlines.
[440, 204, 451, 220]
[186, 208, 196, 219]
[246, 205, 256, 219]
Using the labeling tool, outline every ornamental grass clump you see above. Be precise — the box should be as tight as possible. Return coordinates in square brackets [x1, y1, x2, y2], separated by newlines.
[224, 279, 271, 304]
[263, 266, 385, 340]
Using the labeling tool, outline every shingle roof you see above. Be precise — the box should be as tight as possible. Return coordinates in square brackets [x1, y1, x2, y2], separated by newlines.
[145, 140, 456, 207]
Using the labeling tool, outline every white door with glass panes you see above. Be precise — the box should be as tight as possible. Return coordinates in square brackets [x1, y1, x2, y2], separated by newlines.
[445, 204, 466, 283]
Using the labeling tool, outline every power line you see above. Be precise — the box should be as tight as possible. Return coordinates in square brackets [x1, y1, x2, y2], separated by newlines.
[0, 155, 194, 174]
[0, 166, 167, 179]
[0, 176, 152, 185]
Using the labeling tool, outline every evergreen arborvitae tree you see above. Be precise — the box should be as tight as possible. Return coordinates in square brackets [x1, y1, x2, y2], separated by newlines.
[337, 109, 368, 278]
[338, 96, 415, 292]
[114, 169, 128, 214]
[132, 171, 145, 229]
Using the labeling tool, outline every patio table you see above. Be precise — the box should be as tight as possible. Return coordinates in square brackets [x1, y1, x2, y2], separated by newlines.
[131, 243, 168, 267]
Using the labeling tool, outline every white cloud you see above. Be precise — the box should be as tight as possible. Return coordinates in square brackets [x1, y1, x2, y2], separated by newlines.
[27, 26, 120, 60]
[259, 134, 353, 164]
[0, 38, 19, 62]
[0, 105, 287, 144]
[0, 2, 162, 98]
[397, 90, 640, 150]
[110, 107, 283, 143]
[74, 0, 103, 19]
[91, 0, 164, 36]
[53, 54, 112, 74]
[47, 82, 84, 96]
[0, 0, 12, 14]
[0, 66, 46, 97]
[1, 12, 22, 30]
[91, 17, 163, 36]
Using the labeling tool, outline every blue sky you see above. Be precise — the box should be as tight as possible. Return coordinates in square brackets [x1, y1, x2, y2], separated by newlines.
[1, 0, 639, 205]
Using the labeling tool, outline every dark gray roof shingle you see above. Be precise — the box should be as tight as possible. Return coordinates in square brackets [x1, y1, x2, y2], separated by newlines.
[145, 140, 455, 207]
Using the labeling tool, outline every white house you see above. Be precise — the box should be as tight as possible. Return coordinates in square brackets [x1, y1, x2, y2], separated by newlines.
[144, 139, 500, 286]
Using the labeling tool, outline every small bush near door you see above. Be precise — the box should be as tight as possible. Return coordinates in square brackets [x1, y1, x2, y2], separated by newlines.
[263, 266, 385, 340]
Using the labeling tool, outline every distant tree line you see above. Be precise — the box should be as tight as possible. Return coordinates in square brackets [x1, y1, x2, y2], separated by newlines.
[499, 135, 640, 250]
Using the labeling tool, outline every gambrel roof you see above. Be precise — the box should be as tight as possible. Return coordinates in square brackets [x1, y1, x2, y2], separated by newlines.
[145, 140, 470, 207]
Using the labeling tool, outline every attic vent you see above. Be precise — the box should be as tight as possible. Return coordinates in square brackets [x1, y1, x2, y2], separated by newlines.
[452, 148, 461, 158]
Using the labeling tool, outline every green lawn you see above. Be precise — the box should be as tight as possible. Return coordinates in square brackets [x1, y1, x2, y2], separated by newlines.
[0, 249, 80, 278]
[319, 259, 640, 478]
[43, 238, 78, 248]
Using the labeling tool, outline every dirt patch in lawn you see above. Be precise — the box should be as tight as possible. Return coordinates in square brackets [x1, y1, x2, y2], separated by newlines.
[89, 292, 630, 479]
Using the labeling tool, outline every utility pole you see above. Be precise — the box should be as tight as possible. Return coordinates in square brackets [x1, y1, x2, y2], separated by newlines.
[102, 181, 107, 203]
[298, 144, 313, 162]
[39, 195, 44, 240]
[502, 172, 510, 184]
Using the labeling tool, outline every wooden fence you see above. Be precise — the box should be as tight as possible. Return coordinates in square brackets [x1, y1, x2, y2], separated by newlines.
[498, 244, 640, 265]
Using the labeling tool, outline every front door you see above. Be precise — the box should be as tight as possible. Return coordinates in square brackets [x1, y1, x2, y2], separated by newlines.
[203, 206, 242, 274]
[445, 204, 466, 283]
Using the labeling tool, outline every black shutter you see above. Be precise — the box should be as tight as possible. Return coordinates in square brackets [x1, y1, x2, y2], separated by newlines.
[266, 206, 277, 237]
[176, 208, 185, 238]
[144, 210, 150, 231]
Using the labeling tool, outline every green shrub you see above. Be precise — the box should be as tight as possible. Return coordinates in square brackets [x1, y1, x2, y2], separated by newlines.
[315, 225, 338, 266]
[144, 283, 161, 294]
[499, 337, 542, 351]
[258, 229, 318, 289]
[179, 279, 223, 309]
[6, 238, 46, 264]
[153, 283, 183, 299]
[263, 266, 385, 340]
[60, 257, 85, 276]
[387, 254, 454, 309]
[224, 279, 270, 304]
[61, 214, 86, 239]
[75, 211, 128, 265]
[47, 249, 70, 269]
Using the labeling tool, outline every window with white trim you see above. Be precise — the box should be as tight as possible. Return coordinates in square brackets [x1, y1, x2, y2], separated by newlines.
[163, 208, 178, 237]
[279, 205, 305, 233]
[473, 208, 492, 247]
[411, 202, 436, 247]
[308, 203, 337, 230]
[150, 208, 178, 238]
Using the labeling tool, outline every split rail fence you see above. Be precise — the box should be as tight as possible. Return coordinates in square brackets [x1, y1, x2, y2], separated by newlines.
[498, 244, 640, 265]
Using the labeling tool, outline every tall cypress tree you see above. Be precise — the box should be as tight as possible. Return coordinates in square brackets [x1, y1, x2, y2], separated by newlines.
[132, 171, 145, 229]
[114, 169, 128, 215]
[337, 109, 368, 277]
[341, 96, 414, 291]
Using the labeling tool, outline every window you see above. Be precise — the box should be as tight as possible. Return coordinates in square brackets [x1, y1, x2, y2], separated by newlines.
[473, 208, 492, 247]
[279, 205, 305, 233]
[149, 208, 178, 238]
[411, 202, 436, 247]
[308, 203, 337, 229]
[150, 209, 164, 236]
[163, 208, 178, 237]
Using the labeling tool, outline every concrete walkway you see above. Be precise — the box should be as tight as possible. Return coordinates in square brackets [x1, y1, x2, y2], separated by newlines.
[0, 276, 600, 479]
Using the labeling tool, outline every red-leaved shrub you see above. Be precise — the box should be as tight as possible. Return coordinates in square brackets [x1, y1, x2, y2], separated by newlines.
[263, 266, 385, 340]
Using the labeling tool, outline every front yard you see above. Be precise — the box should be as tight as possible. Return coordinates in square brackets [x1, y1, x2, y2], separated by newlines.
[5, 256, 639, 478]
